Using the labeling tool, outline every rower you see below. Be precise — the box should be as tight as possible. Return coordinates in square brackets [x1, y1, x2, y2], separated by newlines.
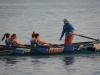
[33, 33, 51, 46]
[11, 34, 25, 47]
[1, 33, 12, 46]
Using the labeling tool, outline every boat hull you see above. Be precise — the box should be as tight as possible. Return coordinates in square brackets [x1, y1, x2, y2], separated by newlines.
[0, 42, 100, 56]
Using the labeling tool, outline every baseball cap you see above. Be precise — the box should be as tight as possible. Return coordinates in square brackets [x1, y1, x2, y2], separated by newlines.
[63, 18, 68, 21]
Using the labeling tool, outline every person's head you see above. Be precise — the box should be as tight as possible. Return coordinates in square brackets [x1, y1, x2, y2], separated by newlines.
[34, 33, 40, 39]
[1, 33, 10, 41]
[11, 34, 17, 39]
[63, 19, 68, 24]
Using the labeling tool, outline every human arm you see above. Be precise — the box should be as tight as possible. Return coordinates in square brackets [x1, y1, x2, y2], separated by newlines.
[60, 26, 65, 40]
[38, 39, 51, 46]
[15, 40, 25, 46]
[67, 23, 75, 36]
[68, 23, 74, 33]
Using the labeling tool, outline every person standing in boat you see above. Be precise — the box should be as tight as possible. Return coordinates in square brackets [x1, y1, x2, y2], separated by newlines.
[1, 33, 12, 46]
[60, 19, 74, 46]
[11, 34, 25, 47]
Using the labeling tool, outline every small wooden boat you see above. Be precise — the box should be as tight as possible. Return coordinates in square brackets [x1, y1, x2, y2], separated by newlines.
[0, 41, 100, 56]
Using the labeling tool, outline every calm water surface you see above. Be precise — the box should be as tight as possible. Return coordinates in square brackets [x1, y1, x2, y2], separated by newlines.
[0, 55, 100, 75]
[0, 0, 100, 75]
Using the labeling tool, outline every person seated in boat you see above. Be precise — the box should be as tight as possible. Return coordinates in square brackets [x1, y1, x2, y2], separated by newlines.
[31, 33, 51, 47]
[11, 34, 26, 47]
[1, 33, 12, 46]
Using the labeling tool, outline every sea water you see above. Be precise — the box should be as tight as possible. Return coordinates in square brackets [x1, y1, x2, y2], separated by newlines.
[0, 0, 100, 75]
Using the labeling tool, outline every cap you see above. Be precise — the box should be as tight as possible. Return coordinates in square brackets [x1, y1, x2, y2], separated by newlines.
[63, 18, 68, 22]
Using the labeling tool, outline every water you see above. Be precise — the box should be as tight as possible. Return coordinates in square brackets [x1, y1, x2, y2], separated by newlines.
[0, 0, 100, 75]
[0, 55, 100, 75]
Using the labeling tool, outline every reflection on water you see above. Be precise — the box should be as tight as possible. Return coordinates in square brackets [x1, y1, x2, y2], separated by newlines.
[0, 55, 100, 75]
[5, 58, 18, 64]
[63, 56, 75, 65]
[0, 57, 20, 64]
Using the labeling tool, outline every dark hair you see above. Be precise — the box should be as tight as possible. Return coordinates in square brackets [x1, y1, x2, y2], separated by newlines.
[34, 33, 40, 38]
[11, 34, 16, 41]
[32, 31, 35, 38]
[32, 34, 35, 38]
[33, 31, 35, 34]
[1, 33, 10, 41]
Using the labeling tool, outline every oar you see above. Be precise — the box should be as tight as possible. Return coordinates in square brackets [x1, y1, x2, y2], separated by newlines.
[25, 44, 31, 47]
[78, 35, 98, 41]
[73, 33, 99, 41]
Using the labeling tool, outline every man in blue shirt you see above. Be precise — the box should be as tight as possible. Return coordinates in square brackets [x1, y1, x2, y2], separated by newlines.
[60, 19, 74, 46]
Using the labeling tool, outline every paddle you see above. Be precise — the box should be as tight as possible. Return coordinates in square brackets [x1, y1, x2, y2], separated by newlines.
[78, 35, 98, 41]
[73, 33, 99, 41]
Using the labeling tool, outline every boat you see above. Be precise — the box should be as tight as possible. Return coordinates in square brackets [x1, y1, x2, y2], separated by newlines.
[0, 41, 100, 56]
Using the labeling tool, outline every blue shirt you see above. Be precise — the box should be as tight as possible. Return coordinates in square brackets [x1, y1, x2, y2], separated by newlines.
[60, 22, 74, 38]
